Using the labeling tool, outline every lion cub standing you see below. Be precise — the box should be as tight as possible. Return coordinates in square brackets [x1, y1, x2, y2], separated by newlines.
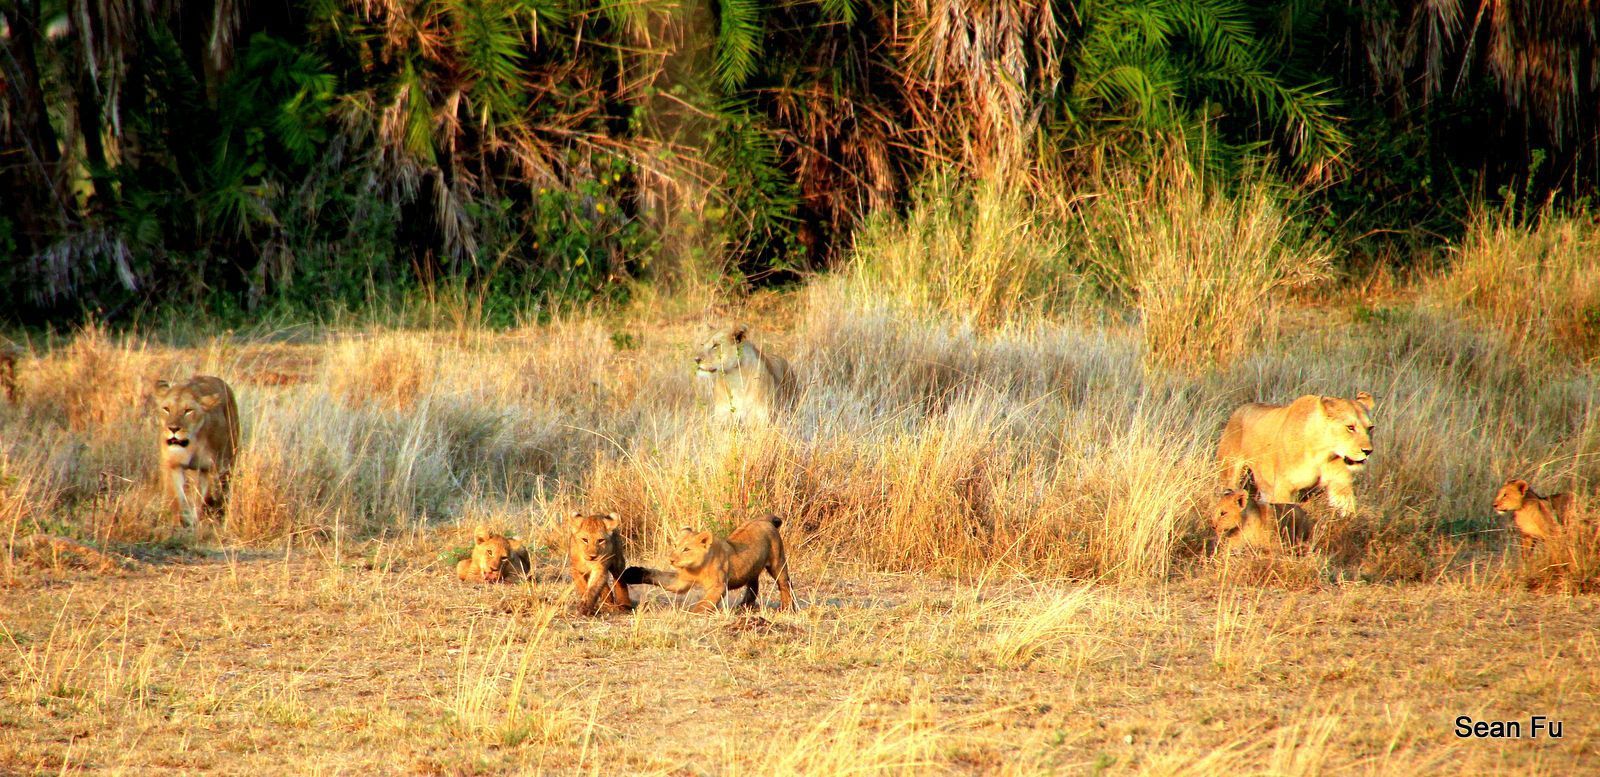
[567, 512, 633, 615]
[457, 525, 531, 583]
[1218, 392, 1375, 516]
[1493, 479, 1576, 557]
[622, 516, 795, 613]
[694, 325, 798, 424]
[152, 376, 241, 528]
[1211, 489, 1313, 554]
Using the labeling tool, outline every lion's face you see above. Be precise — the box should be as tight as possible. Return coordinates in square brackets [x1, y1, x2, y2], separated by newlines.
[469, 527, 518, 583]
[669, 528, 715, 570]
[1493, 479, 1530, 512]
[153, 382, 221, 451]
[694, 326, 748, 377]
[1318, 392, 1376, 470]
[567, 512, 621, 564]
[1212, 490, 1251, 536]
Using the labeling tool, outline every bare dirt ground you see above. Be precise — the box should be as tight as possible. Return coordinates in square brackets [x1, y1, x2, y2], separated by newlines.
[4, 540, 1596, 775]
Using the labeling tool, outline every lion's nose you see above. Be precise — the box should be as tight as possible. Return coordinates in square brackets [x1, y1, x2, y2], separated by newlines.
[693, 355, 702, 364]
[167, 426, 181, 433]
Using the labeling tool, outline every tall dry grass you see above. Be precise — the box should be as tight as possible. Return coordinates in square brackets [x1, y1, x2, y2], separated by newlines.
[1075, 160, 1332, 372]
[1435, 205, 1600, 361]
[2, 192, 1597, 588]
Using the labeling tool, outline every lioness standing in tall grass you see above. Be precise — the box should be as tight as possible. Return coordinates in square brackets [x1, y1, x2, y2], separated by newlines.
[151, 376, 240, 528]
[1218, 392, 1375, 515]
[694, 325, 798, 424]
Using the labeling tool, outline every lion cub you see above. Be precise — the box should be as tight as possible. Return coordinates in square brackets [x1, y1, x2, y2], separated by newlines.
[1493, 479, 1575, 557]
[456, 525, 531, 583]
[567, 512, 633, 615]
[694, 325, 798, 424]
[151, 376, 241, 528]
[622, 516, 795, 613]
[1211, 490, 1313, 554]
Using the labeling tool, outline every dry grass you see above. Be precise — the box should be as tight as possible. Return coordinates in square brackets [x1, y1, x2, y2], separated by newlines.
[1, 205, 1598, 770]
[1435, 205, 1600, 361]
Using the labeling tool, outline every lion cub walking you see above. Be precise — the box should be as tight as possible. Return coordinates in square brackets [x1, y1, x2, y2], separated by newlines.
[1493, 479, 1576, 558]
[457, 525, 531, 583]
[567, 512, 634, 615]
[151, 376, 240, 528]
[694, 325, 798, 424]
[622, 516, 795, 613]
[1211, 490, 1313, 554]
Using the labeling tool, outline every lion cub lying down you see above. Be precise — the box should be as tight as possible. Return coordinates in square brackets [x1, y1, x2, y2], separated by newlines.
[567, 512, 634, 616]
[622, 516, 795, 613]
[1211, 489, 1313, 554]
[1493, 478, 1576, 557]
[457, 525, 531, 583]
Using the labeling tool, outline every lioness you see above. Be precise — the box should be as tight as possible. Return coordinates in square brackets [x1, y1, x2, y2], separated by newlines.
[1211, 489, 1312, 554]
[567, 512, 633, 615]
[621, 516, 795, 613]
[456, 525, 531, 583]
[152, 376, 240, 528]
[694, 325, 798, 424]
[1218, 392, 1375, 516]
[1492, 478, 1574, 557]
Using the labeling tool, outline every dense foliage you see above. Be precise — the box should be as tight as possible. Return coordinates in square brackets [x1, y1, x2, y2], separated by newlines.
[2, 0, 1596, 323]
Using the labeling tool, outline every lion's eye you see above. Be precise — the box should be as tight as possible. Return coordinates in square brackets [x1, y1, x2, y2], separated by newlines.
[1346, 424, 1356, 432]
[161, 406, 170, 413]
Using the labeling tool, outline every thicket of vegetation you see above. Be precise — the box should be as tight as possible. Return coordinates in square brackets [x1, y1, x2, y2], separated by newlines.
[4, 0, 1598, 323]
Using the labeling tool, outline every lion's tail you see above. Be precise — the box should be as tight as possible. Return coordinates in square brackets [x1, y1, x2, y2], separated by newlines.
[620, 566, 670, 586]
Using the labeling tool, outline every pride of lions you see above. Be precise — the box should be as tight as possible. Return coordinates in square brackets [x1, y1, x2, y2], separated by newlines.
[44, 321, 1579, 613]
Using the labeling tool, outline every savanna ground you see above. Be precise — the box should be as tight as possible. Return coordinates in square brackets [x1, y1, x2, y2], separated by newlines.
[5, 190, 1600, 773]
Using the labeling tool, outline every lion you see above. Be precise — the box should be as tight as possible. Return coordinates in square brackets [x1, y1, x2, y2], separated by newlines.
[152, 376, 241, 528]
[1211, 489, 1313, 554]
[456, 525, 531, 583]
[1218, 392, 1375, 516]
[1492, 478, 1575, 558]
[621, 515, 795, 613]
[567, 512, 633, 615]
[694, 325, 798, 424]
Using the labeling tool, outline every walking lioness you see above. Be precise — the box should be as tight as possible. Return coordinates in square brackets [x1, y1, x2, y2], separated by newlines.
[694, 325, 798, 424]
[1218, 392, 1375, 516]
[151, 376, 240, 528]
[622, 516, 795, 613]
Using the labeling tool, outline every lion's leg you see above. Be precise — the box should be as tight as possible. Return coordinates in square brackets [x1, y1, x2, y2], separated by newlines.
[167, 468, 197, 528]
[576, 567, 611, 615]
[770, 560, 795, 611]
[736, 580, 759, 609]
[690, 583, 726, 614]
[607, 572, 634, 610]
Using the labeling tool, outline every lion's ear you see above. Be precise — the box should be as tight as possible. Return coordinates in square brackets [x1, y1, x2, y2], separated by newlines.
[474, 524, 492, 544]
[694, 531, 714, 547]
[731, 325, 747, 343]
[1355, 391, 1375, 411]
[1510, 479, 1530, 494]
[151, 379, 172, 398]
[602, 513, 621, 532]
[197, 393, 222, 411]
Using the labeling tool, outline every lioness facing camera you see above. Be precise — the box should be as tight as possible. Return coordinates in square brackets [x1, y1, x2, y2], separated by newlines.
[152, 376, 240, 528]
